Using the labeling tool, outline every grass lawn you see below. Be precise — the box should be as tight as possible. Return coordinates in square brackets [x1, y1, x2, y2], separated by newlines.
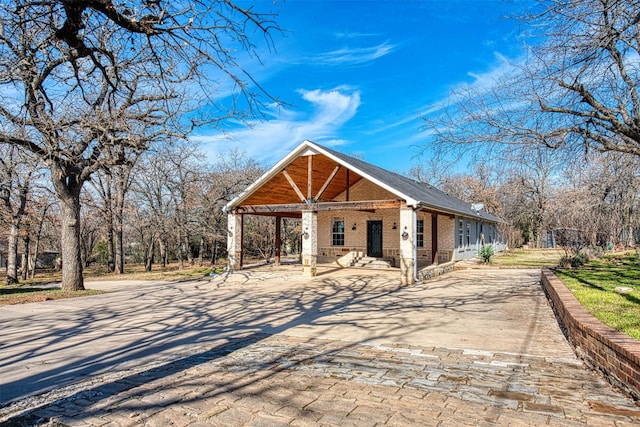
[554, 252, 640, 340]
[490, 248, 564, 267]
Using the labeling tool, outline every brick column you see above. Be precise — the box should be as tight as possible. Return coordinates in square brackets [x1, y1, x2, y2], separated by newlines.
[301, 209, 317, 277]
[399, 207, 416, 285]
[227, 212, 243, 271]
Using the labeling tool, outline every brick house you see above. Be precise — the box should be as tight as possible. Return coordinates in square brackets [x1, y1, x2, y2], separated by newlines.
[225, 140, 505, 284]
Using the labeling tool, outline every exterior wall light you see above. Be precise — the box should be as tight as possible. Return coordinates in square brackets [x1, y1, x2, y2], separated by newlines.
[302, 228, 309, 239]
[392, 222, 397, 230]
[401, 226, 409, 240]
[352, 223, 357, 230]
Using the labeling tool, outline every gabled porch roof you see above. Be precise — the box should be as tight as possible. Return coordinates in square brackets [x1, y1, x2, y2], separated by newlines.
[225, 140, 501, 223]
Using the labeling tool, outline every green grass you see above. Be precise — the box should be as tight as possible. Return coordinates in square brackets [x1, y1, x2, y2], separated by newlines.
[555, 252, 640, 340]
[491, 248, 564, 267]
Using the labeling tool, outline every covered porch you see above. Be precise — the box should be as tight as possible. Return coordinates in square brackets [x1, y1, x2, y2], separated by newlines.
[225, 141, 460, 284]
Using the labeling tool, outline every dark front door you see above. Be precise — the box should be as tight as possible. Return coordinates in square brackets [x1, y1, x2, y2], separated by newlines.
[367, 221, 383, 257]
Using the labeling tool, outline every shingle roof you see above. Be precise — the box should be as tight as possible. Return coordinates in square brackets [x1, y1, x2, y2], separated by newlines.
[316, 143, 502, 223]
[226, 140, 502, 223]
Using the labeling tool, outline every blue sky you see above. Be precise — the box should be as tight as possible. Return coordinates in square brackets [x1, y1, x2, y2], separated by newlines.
[192, 0, 530, 174]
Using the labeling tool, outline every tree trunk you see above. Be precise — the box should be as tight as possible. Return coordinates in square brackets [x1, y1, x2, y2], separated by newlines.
[6, 223, 19, 285]
[21, 236, 30, 281]
[159, 237, 167, 268]
[198, 236, 204, 267]
[114, 226, 124, 274]
[107, 223, 115, 272]
[31, 226, 42, 279]
[177, 237, 184, 270]
[145, 239, 155, 271]
[114, 177, 125, 274]
[185, 235, 194, 266]
[210, 238, 217, 266]
[105, 183, 115, 273]
[58, 187, 85, 291]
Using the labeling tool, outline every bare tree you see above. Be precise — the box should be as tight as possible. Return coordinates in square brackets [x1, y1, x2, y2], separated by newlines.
[0, 146, 42, 284]
[200, 149, 264, 265]
[423, 0, 640, 159]
[556, 152, 640, 247]
[0, 1, 281, 290]
[130, 151, 172, 270]
[28, 192, 57, 278]
[90, 158, 138, 274]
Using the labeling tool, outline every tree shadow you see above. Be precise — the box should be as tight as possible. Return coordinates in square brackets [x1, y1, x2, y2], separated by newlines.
[0, 267, 550, 425]
[559, 269, 640, 305]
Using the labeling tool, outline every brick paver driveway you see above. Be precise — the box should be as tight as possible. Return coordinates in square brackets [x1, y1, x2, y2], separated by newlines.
[1, 265, 639, 426]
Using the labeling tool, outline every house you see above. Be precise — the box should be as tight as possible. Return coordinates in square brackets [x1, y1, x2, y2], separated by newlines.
[225, 140, 506, 284]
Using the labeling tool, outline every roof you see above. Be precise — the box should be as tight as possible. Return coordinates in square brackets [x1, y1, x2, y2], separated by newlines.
[225, 140, 502, 223]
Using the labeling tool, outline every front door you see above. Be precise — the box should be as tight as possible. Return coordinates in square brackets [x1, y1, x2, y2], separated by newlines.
[367, 221, 383, 257]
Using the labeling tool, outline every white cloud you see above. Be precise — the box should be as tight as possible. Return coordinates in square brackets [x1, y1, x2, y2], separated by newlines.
[313, 41, 396, 66]
[192, 87, 361, 164]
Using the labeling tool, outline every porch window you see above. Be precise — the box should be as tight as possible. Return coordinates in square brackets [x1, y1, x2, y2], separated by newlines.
[416, 219, 424, 248]
[458, 219, 464, 246]
[466, 222, 471, 246]
[332, 219, 345, 246]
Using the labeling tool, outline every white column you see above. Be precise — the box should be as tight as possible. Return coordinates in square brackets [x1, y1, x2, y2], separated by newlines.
[399, 207, 416, 285]
[227, 212, 243, 271]
[301, 209, 318, 277]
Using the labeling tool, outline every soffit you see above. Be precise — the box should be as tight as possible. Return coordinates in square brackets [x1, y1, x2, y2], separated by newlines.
[240, 153, 363, 206]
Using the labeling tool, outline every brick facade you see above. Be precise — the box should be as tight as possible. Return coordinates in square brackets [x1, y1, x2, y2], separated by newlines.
[541, 268, 640, 401]
[316, 179, 458, 271]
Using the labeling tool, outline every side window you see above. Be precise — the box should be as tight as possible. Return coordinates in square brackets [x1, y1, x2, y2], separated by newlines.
[466, 222, 471, 246]
[332, 219, 345, 246]
[458, 219, 464, 247]
[416, 219, 424, 248]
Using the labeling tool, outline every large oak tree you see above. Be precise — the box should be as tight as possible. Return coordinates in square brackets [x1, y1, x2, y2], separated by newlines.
[0, 1, 279, 290]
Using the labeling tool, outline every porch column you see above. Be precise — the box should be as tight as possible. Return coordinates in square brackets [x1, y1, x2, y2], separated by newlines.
[274, 216, 281, 266]
[301, 209, 317, 277]
[227, 212, 243, 271]
[431, 213, 438, 265]
[399, 207, 417, 285]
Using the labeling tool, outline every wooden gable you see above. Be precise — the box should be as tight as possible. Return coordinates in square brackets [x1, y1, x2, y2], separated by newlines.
[241, 153, 365, 206]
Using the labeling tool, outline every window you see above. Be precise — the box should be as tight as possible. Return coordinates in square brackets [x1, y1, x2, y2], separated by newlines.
[416, 219, 424, 248]
[466, 222, 471, 246]
[458, 219, 464, 247]
[332, 219, 345, 246]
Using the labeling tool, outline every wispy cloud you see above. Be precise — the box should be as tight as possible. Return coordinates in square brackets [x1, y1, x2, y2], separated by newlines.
[314, 41, 396, 66]
[413, 52, 521, 121]
[192, 87, 361, 163]
[334, 31, 380, 39]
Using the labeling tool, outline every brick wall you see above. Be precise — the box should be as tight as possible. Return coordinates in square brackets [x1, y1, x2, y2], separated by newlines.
[541, 268, 640, 401]
[317, 209, 455, 263]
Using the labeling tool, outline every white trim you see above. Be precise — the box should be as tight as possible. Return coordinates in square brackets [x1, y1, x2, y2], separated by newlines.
[224, 140, 418, 211]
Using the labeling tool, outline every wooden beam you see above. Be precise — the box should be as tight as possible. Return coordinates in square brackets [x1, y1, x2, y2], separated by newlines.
[315, 165, 341, 201]
[238, 199, 403, 214]
[307, 155, 313, 201]
[282, 170, 306, 202]
[419, 207, 455, 219]
[346, 169, 350, 201]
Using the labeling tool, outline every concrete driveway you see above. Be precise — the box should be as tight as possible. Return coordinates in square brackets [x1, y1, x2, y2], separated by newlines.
[1, 266, 639, 426]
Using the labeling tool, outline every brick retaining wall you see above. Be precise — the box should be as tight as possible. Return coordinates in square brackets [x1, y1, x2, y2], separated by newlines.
[541, 268, 640, 402]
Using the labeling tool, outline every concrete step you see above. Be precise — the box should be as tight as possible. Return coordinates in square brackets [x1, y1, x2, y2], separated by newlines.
[351, 257, 393, 269]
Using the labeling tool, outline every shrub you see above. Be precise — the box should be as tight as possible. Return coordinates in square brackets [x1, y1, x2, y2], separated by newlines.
[572, 251, 589, 267]
[559, 250, 589, 268]
[479, 245, 494, 263]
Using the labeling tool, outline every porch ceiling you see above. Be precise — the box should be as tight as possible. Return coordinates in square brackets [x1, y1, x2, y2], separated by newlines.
[240, 154, 364, 206]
